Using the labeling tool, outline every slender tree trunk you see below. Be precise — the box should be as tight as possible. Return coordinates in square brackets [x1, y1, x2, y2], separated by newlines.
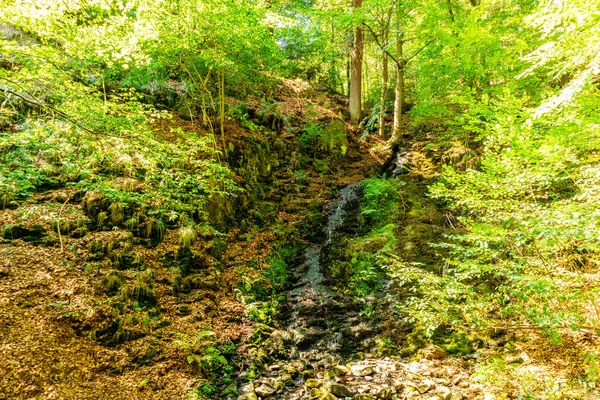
[349, 0, 364, 125]
[346, 58, 351, 96]
[391, 31, 404, 144]
[379, 30, 388, 138]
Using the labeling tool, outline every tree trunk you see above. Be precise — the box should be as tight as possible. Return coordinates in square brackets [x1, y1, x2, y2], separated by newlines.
[349, 0, 364, 125]
[390, 33, 404, 144]
[379, 30, 388, 138]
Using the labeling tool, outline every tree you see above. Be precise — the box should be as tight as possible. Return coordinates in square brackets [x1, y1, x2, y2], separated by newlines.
[349, 0, 364, 124]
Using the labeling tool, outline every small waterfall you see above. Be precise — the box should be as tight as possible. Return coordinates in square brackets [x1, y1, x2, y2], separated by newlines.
[290, 183, 362, 297]
[283, 183, 364, 356]
[248, 182, 380, 400]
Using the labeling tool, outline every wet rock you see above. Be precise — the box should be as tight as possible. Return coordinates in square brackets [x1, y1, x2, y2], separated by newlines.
[302, 369, 315, 379]
[305, 379, 322, 388]
[353, 395, 376, 400]
[311, 387, 338, 400]
[280, 373, 295, 387]
[237, 393, 258, 400]
[351, 364, 374, 377]
[255, 384, 276, 398]
[286, 365, 299, 377]
[332, 364, 350, 376]
[329, 383, 355, 397]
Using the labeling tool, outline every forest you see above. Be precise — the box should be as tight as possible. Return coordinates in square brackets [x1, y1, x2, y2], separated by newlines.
[1, 0, 599, 399]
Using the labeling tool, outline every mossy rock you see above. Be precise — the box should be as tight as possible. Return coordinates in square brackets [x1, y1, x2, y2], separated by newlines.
[101, 271, 126, 296]
[2, 224, 45, 242]
[122, 281, 157, 307]
[163, 247, 209, 276]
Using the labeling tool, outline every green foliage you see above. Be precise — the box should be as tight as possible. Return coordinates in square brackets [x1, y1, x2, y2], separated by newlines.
[361, 178, 402, 225]
[430, 86, 600, 338]
[0, 39, 240, 231]
[240, 247, 300, 302]
[299, 121, 324, 153]
[175, 328, 236, 387]
[247, 296, 285, 326]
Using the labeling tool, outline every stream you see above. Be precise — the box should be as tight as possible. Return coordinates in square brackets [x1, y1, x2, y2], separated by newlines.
[237, 184, 477, 400]
[242, 183, 383, 399]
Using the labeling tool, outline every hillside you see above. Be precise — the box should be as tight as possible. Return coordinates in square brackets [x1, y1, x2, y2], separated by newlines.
[2, 1, 600, 399]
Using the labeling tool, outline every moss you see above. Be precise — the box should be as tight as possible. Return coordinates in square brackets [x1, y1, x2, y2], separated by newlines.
[108, 202, 125, 225]
[434, 329, 476, 355]
[122, 273, 157, 307]
[101, 272, 126, 296]
[96, 211, 108, 229]
[400, 327, 432, 356]
[207, 238, 227, 260]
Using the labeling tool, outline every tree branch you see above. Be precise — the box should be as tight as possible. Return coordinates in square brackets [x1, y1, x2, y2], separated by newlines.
[404, 39, 436, 64]
[0, 77, 129, 138]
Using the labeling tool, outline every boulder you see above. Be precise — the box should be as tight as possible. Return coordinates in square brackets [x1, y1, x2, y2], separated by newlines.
[332, 365, 351, 376]
[329, 383, 355, 398]
[255, 384, 276, 398]
[424, 345, 447, 360]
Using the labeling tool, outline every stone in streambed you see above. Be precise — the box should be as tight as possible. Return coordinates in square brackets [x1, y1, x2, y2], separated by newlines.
[436, 385, 452, 400]
[305, 378, 322, 388]
[311, 387, 338, 400]
[375, 387, 392, 400]
[351, 364, 374, 376]
[328, 383, 355, 397]
[302, 369, 315, 379]
[353, 395, 376, 400]
[332, 365, 350, 376]
[237, 393, 258, 400]
[255, 384, 276, 398]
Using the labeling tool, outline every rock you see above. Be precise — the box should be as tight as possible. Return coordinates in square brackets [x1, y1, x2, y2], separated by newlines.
[424, 345, 447, 360]
[302, 369, 315, 379]
[255, 384, 276, 398]
[505, 352, 530, 364]
[305, 379, 322, 388]
[353, 395, 376, 400]
[311, 388, 338, 400]
[241, 383, 255, 394]
[451, 392, 465, 400]
[221, 382, 238, 398]
[237, 393, 258, 400]
[418, 380, 435, 394]
[329, 383, 355, 398]
[280, 373, 295, 387]
[319, 119, 348, 155]
[332, 365, 350, 376]
[404, 381, 432, 394]
[351, 365, 374, 376]
[436, 385, 452, 400]
[376, 388, 393, 400]
[356, 385, 371, 394]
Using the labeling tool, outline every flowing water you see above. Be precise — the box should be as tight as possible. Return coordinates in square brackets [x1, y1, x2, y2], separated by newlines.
[253, 183, 379, 398]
